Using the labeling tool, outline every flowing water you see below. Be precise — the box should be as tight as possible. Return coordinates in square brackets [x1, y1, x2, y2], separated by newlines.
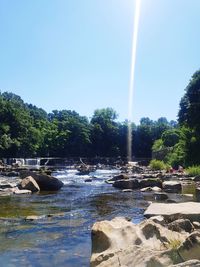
[0, 168, 148, 267]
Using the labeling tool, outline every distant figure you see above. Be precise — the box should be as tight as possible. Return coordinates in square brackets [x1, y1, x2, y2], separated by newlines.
[169, 167, 174, 173]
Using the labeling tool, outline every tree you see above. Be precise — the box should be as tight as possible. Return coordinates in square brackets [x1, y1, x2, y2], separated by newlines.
[90, 108, 120, 156]
[178, 70, 200, 165]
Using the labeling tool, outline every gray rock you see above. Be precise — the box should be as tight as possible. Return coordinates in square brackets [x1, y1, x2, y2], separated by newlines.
[163, 181, 182, 193]
[19, 176, 40, 192]
[20, 170, 63, 191]
[154, 192, 168, 201]
[113, 179, 139, 190]
[193, 176, 200, 182]
[139, 178, 162, 189]
[106, 174, 129, 184]
[144, 202, 200, 221]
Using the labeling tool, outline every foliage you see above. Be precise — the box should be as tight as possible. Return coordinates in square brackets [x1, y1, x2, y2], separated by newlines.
[166, 238, 182, 250]
[0, 91, 177, 158]
[177, 70, 200, 165]
[186, 166, 200, 176]
[152, 139, 164, 152]
[149, 159, 166, 170]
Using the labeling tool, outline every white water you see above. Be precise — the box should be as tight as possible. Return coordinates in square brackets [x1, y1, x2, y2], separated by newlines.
[127, 0, 141, 160]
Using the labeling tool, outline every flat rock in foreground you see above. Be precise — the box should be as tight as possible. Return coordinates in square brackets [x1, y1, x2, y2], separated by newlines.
[90, 216, 200, 267]
[144, 202, 200, 221]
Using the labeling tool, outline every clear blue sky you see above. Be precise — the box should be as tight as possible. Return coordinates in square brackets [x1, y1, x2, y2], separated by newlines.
[0, 0, 199, 124]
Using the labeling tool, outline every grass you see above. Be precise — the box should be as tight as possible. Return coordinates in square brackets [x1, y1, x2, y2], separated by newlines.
[149, 159, 166, 171]
[186, 165, 200, 176]
[166, 238, 182, 250]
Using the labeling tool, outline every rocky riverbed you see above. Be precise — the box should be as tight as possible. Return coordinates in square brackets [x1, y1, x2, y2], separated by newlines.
[0, 164, 200, 266]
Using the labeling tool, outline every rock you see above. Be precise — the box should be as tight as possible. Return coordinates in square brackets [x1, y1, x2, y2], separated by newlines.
[106, 174, 129, 184]
[152, 186, 162, 192]
[122, 189, 133, 193]
[196, 188, 200, 201]
[13, 189, 32, 194]
[154, 192, 168, 201]
[193, 176, 200, 182]
[162, 181, 182, 193]
[139, 178, 162, 189]
[140, 187, 153, 192]
[20, 170, 63, 191]
[178, 231, 200, 261]
[150, 215, 165, 225]
[141, 186, 162, 192]
[193, 221, 200, 229]
[144, 202, 200, 221]
[168, 219, 194, 233]
[173, 260, 200, 267]
[112, 179, 139, 190]
[19, 176, 40, 192]
[84, 178, 92, 182]
[25, 215, 46, 221]
[91, 217, 186, 267]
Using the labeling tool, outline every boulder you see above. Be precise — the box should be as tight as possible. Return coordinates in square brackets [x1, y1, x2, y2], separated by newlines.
[19, 176, 40, 192]
[139, 178, 162, 189]
[106, 174, 129, 184]
[20, 170, 63, 191]
[154, 192, 168, 201]
[163, 181, 182, 193]
[144, 202, 200, 221]
[112, 179, 139, 190]
[91, 217, 188, 267]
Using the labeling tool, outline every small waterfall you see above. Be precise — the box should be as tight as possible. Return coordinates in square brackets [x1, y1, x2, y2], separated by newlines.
[24, 158, 40, 167]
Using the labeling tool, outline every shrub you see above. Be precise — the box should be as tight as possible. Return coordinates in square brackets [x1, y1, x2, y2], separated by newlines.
[186, 166, 200, 176]
[149, 159, 166, 170]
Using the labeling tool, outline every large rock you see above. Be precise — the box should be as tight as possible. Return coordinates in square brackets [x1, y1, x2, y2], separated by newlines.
[139, 178, 162, 188]
[112, 179, 139, 190]
[19, 170, 63, 191]
[106, 174, 129, 184]
[19, 176, 40, 192]
[91, 217, 189, 267]
[144, 202, 200, 221]
[163, 181, 182, 193]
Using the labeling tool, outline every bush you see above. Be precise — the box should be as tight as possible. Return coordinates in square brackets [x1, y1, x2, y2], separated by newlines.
[149, 159, 166, 170]
[186, 166, 200, 176]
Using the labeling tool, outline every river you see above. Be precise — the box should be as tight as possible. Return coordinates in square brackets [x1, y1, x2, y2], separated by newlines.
[0, 168, 149, 266]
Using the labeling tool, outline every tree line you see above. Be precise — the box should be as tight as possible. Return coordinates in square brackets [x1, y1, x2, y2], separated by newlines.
[0, 91, 176, 159]
[1, 68, 200, 166]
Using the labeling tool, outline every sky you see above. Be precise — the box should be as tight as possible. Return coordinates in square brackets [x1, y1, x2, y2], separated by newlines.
[0, 0, 199, 124]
